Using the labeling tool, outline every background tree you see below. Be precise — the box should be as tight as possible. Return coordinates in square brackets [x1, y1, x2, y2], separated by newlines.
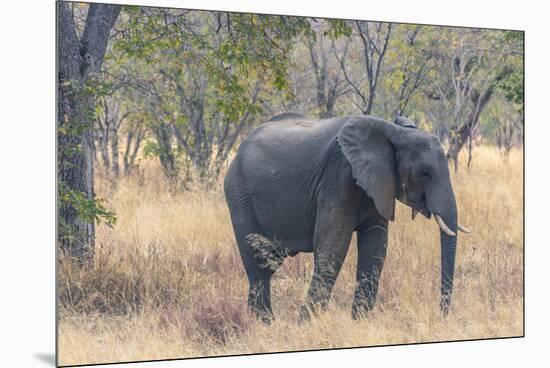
[380, 25, 436, 119]
[338, 21, 392, 115]
[109, 8, 310, 188]
[95, 92, 133, 180]
[483, 95, 523, 161]
[425, 28, 521, 171]
[303, 19, 351, 118]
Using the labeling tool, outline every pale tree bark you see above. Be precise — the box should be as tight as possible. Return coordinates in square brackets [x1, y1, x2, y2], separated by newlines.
[110, 123, 120, 178]
[57, 2, 120, 259]
[95, 96, 131, 180]
[96, 97, 111, 171]
[123, 123, 146, 176]
[496, 117, 522, 162]
[152, 122, 178, 183]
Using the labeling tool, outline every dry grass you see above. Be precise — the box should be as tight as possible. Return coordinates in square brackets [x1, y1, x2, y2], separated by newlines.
[57, 146, 523, 366]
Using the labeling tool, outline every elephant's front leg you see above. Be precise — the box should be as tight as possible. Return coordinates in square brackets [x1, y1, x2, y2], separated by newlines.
[300, 214, 353, 320]
[352, 217, 388, 319]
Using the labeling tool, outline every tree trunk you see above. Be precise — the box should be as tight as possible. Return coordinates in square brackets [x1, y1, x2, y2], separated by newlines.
[98, 126, 110, 172]
[123, 127, 144, 176]
[153, 123, 178, 182]
[307, 37, 331, 118]
[57, 3, 120, 259]
[123, 130, 134, 176]
[110, 125, 120, 179]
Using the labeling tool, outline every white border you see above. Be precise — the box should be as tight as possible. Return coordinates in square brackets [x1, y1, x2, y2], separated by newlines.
[1, 1, 547, 367]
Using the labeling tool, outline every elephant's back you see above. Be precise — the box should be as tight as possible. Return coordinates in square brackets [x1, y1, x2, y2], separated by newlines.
[234, 116, 347, 173]
[245, 116, 347, 149]
[227, 115, 350, 182]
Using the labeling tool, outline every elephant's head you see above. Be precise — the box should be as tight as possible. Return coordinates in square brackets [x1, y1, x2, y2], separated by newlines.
[337, 115, 470, 313]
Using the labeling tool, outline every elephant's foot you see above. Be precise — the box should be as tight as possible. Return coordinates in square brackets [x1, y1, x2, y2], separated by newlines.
[351, 305, 370, 320]
[256, 311, 275, 325]
[298, 305, 312, 323]
[298, 300, 329, 323]
[248, 303, 274, 325]
[351, 297, 375, 320]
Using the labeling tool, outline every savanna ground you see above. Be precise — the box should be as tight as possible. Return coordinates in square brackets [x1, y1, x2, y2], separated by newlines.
[57, 146, 523, 366]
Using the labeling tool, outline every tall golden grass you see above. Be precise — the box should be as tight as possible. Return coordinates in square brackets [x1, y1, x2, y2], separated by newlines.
[58, 146, 523, 366]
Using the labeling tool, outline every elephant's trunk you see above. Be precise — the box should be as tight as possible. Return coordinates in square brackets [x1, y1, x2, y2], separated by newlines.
[438, 196, 458, 315]
[440, 229, 457, 314]
[425, 170, 460, 315]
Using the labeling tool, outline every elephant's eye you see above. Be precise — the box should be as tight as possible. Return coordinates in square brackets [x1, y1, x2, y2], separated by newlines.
[419, 170, 431, 180]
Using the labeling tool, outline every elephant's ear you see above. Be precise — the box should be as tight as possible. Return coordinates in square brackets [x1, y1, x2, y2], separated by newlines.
[337, 117, 398, 221]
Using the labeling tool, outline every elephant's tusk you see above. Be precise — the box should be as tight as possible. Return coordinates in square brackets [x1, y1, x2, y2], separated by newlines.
[434, 214, 456, 237]
[457, 223, 471, 234]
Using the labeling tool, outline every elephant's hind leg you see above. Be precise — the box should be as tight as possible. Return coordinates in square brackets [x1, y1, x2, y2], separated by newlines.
[244, 233, 287, 324]
[227, 199, 277, 324]
[246, 264, 275, 324]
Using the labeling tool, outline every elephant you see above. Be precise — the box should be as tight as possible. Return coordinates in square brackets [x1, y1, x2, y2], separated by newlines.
[223, 113, 470, 323]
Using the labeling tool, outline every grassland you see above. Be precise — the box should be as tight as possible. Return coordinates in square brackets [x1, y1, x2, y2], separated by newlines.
[57, 146, 523, 366]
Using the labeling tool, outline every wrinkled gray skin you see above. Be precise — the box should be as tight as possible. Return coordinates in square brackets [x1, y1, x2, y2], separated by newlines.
[224, 113, 460, 323]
